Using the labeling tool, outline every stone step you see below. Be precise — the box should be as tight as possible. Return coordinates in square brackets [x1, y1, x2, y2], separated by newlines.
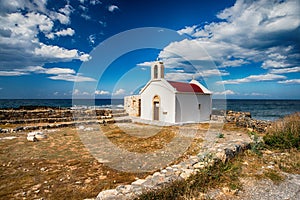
[111, 113, 129, 117]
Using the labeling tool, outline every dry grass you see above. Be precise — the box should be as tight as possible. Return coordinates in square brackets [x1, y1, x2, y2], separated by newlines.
[101, 124, 178, 153]
[0, 127, 149, 199]
[267, 112, 300, 135]
[136, 148, 300, 200]
[264, 112, 300, 150]
[0, 122, 207, 199]
[136, 157, 243, 200]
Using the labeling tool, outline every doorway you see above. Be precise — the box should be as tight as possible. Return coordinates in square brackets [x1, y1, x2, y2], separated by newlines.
[138, 99, 141, 116]
[153, 95, 160, 121]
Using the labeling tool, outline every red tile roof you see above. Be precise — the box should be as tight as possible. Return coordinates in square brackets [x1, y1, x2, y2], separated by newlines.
[168, 81, 204, 93]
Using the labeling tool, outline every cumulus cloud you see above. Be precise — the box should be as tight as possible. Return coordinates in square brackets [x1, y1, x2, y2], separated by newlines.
[0, 66, 95, 82]
[113, 88, 126, 96]
[165, 69, 229, 82]
[217, 74, 286, 84]
[177, 25, 197, 35]
[0, 1, 90, 70]
[46, 28, 75, 39]
[72, 89, 91, 96]
[270, 66, 300, 74]
[34, 43, 90, 62]
[90, 0, 102, 5]
[48, 74, 96, 82]
[244, 92, 268, 97]
[159, 0, 300, 80]
[262, 60, 292, 69]
[213, 90, 235, 95]
[95, 90, 110, 95]
[137, 61, 156, 67]
[0, 71, 28, 76]
[278, 79, 300, 84]
[108, 5, 119, 12]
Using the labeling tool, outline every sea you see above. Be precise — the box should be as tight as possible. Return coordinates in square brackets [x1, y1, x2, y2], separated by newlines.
[0, 99, 299, 121]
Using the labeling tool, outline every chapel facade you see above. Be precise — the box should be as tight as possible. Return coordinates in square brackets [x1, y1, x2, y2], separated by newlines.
[124, 61, 212, 123]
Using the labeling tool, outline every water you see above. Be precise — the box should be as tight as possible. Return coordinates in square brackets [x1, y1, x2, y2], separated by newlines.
[0, 99, 299, 121]
[0, 99, 124, 109]
[213, 99, 300, 121]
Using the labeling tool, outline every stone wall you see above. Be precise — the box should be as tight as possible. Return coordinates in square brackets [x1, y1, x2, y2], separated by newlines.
[0, 108, 130, 133]
[211, 110, 272, 132]
[124, 95, 141, 117]
[96, 140, 251, 200]
[0, 108, 113, 124]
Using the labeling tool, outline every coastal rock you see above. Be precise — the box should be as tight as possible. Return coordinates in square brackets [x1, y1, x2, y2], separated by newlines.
[211, 110, 272, 133]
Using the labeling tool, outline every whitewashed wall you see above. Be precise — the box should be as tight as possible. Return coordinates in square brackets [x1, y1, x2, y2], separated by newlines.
[175, 93, 212, 123]
[141, 81, 175, 123]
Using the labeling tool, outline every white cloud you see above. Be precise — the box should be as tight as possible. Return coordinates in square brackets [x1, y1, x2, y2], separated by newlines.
[113, 88, 126, 96]
[59, 4, 74, 16]
[46, 28, 75, 39]
[217, 74, 286, 84]
[49, 11, 70, 24]
[244, 92, 268, 97]
[159, 0, 300, 78]
[165, 73, 193, 82]
[270, 66, 300, 74]
[0, 2, 89, 70]
[165, 69, 229, 82]
[137, 61, 156, 67]
[222, 59, 249, 67]
[95, 90, 110, 95]
[262, 60, 291, 69]
[73, 89, 80, 95]
[278, 79, 300, 84]
[34, 43, 91, 62]
[18, 66, 75, 75]
[56, 28, 75, 37]
[79, 5, 88, 12]
[81, 13, 91, 20]
[88, 34, 96, 44]
[213, 90, 235, 95]
[0, 0, 48, 14]
[159, 39, 255, 69]
[48, 74, 96, 82]
[90, 0, 102, 5]
[0, 66, 95, 82]
[44, 67, 76, 75]
[177, 25, 197, 35]
[201, 69, 229, 77]
[108, 5, 119, 12]
[0, 71, 28, 76]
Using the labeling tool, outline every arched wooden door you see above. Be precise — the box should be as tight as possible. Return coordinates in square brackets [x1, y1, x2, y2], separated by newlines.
[153, 95, 160, 121]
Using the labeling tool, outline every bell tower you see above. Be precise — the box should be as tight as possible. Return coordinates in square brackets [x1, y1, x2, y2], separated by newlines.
[151, 61, 164, 80]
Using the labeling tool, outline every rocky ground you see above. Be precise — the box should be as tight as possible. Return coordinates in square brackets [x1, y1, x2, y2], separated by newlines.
[205, 149, 300, 200]
[0, 108, 299, 199]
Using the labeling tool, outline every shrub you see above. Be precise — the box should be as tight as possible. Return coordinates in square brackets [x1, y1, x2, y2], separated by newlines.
[263, 112, 300, 150]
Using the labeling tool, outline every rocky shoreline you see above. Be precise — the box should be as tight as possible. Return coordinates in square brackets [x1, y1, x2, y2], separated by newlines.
[225, 110, 272, 133]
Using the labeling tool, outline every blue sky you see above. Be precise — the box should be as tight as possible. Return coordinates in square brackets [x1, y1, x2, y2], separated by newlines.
[0, 0, 299, 99]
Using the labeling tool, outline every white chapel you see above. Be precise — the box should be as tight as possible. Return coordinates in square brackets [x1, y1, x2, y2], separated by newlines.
[124, 61, 212, 124]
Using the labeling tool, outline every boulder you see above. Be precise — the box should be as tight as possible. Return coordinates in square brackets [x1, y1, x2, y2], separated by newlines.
[27, 131, 47, 141]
